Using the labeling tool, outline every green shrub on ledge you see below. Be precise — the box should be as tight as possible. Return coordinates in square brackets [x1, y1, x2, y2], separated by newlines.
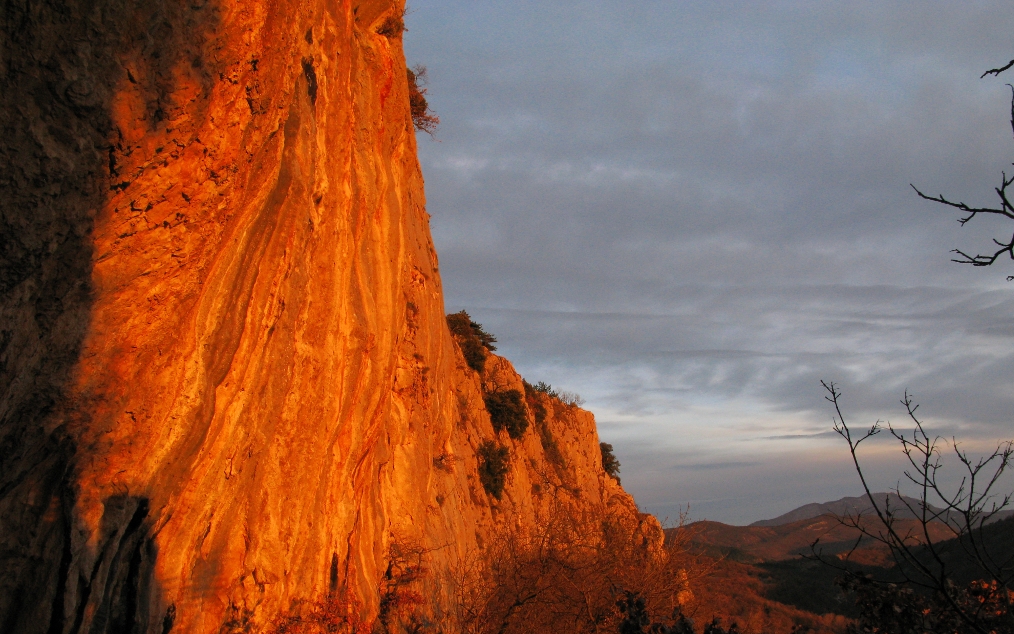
[477, 440, 510, 500]
[484, 389, 528, 439]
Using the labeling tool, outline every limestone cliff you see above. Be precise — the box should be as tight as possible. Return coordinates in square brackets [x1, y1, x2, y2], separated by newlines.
[0, 1, 648, 632]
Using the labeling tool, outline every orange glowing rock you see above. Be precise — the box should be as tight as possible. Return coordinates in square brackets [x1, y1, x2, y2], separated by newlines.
[0, 1, 649, 632]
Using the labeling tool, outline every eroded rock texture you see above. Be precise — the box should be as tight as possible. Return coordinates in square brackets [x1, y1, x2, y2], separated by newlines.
[0, 1, 648, 632]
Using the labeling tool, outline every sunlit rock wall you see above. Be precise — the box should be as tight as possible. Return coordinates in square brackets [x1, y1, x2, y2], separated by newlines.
[0, 1, 646, 632]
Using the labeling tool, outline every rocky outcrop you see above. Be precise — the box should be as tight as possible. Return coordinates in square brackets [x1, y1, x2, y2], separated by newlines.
[0, 1, 647, 632]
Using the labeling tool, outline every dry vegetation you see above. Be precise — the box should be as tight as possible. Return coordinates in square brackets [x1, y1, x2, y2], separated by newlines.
[453, 502, 701, 634]
[263, 505, 707, 634]
[407, 65, 439, 135]
[267, 592, 369, 634]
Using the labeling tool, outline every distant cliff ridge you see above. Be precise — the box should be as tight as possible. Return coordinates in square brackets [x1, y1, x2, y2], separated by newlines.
[0, 1, 647, 632]
[749, 493, 1014, 528]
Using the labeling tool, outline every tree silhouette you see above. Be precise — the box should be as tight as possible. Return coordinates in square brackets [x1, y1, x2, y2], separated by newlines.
[819, 381, 1014, 634]
[914, 59, 1014, 279]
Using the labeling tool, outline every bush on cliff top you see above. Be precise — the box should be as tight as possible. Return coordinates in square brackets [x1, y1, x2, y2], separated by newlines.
[447, 310, 497, 373]
[531, 380, 584, 407]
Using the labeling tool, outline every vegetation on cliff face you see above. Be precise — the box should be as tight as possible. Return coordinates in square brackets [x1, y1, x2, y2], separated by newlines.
[454, 505, 698, 634]
[601, 442, 621, 483]
[407, 65, 440, 135]
[447, 310, 498, 373]
[524, 381, 566, 472]
[483, 389, 528, 439]
[476, 440, 510, 500]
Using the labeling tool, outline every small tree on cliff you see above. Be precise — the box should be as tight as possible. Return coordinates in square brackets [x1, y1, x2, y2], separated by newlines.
[447, 311, 497, 373]
[601, 442, 621, 483]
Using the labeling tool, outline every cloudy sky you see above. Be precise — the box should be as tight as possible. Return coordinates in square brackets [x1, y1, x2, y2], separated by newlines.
[403, 1, 1014, 524]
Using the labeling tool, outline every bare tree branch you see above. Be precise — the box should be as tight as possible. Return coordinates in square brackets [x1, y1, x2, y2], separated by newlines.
[914, 63, 1014, 278]
[982, 59, 1014, 78]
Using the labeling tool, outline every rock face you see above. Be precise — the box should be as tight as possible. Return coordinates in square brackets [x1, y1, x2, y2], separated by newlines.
[0, 1, 647, 632]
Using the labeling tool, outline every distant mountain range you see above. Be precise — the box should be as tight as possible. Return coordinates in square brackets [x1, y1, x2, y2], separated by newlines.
[690, 506, 952, 567]
[679, 492, 1014, 624]
[749, 492, 1014, 528]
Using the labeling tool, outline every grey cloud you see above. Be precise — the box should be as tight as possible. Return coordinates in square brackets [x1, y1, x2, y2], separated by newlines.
[760, 431, 841, 441]
[670, 461, 763, 471]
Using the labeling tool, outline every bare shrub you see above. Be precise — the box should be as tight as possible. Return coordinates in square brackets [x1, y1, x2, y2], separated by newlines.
[267, 592, 369, 634]
[433, 452, 459, 473]
[377, 14, 404, 38]
[407, 65, 439, 135]
[557, 390, 585, 407]
[377, 541, 430, 633]
[530, 380, 584, 407]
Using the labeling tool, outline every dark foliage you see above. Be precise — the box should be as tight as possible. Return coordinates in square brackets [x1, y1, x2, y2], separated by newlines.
[702, 618, 741, 634]
[617, 592, 651, 634]
[484, 389, 528, 439]
[601, 442, 621, 483]
[758, 558, 864, 618]
[447, 310, 496, 373]
[407, 65, 439, 135]
[539, 421, 565, 470]
[839, 574, 1013, 634]
[477, 441, 510, 500]
[616, 591, 697, 634]
[522, 380, 547, 424]
[376, 14, 405, 38]
[531, 381, 558, 398]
